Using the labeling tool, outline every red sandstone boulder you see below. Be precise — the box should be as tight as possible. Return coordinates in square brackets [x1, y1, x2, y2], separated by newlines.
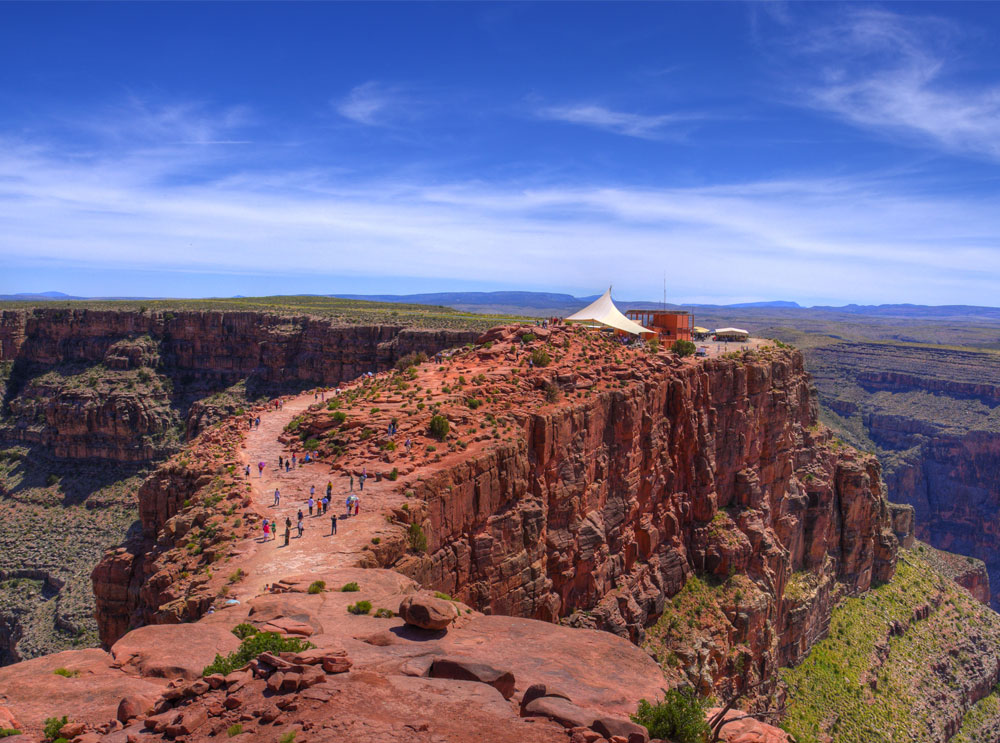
[164, 706, 207, 737]
[111, 624, 242, 680]
[523, 696, 597, 729]
[429, 657, 516, 699]
[59, 722, 86, 738]
[260, 616, 314, 637]
[592, 717, 649, 743]
[117, 693, 159, 724]
[707, 709, 791, 743]
[399, 592, 459, 630]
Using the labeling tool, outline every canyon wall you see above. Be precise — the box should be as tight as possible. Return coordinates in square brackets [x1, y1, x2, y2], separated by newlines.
[806, 341, 1000, 608]
[0, 308, 477, 461]
[386, 348, 900, 696]
[0, 308, 475, 663]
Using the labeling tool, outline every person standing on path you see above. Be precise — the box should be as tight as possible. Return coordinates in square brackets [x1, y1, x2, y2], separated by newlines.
[359, 473, 365, 491]
[262, 519, 270, 541]
[330, 513, 337, 535]
[310, 485, 316, 503]
[326, 481, 332, 500]
[245, 465, 251, 479]
[292, 453, 297, 468]
[354, 497, 360, 517]
[345, 494, 351, 516]
[278, 455, 283, 470]
[308, 496, 314, 516]
[322, 495, 328, 514]
[349, 474, 354, 492]
[258, 462, 265, 478]
[285, 460, 290, 473]
[283, 522, 290, 546]
[297, 514, 304, 538]
[273, 488, 280, 507]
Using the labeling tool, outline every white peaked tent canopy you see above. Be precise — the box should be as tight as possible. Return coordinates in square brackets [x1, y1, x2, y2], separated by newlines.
[564, 287, 653, 335]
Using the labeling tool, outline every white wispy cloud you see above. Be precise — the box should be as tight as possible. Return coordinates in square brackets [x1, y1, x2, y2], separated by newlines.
[790, 9, 1000, 160]
[82, 99, 252, 145]
[2, 122, 999, 305]
[336, 81, 411, 126]
[536, 103, 692, 139]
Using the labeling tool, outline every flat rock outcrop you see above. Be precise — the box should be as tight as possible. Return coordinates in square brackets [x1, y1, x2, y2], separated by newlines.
[2, 568, 665, 742]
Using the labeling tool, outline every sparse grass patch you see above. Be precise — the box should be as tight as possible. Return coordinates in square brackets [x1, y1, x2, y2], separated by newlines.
[348, 600, 372, 615]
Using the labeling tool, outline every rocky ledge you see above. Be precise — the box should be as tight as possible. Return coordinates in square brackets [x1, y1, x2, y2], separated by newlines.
[1, 567, 787, 743]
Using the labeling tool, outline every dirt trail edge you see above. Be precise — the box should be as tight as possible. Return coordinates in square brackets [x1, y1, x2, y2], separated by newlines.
[235, 393, 404, 596]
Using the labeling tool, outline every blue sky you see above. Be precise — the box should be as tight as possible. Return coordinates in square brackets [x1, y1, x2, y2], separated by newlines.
[2, 2, 1000, 305]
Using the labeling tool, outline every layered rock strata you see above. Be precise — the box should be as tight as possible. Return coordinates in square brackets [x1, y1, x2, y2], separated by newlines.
[806, 341, 1000, 608]
[389, 332, 898, 699]
[0, 308, 476, 462]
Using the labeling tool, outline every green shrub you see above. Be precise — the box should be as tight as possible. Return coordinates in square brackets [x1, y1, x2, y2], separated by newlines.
[228, 568, 245, 584]
[530, 348, 550, 367]
[466, 397, 482, 409]
[434, 591, 454, 601]
[428, 415, 450, 441]
[45, 473, 60, 487]
[52, 667, 79, 678]
[648, 338, 660, 353]
[231, 623, 258, 640]
[227, 723, 244, 737]
[388, 467, 399, 481]
[670, 340, 697, 357]
[630, 689, 708, 743]
[544, 382, 559, 403]
[0, 729, 22, 738]
[522, 332, 536, 343]
[341, 582, 360, 592]
[43, 716, 68, 740]
[307, 580, 326, 594]
[348, 600, 372, 615]
[303, 438, 320, 451]
[278, 732, 296, 743]
[203, 632, 314, 676]
[331, 410, 347, 425]
[374, 608, 394, 618]
[408, 522, 428, 553]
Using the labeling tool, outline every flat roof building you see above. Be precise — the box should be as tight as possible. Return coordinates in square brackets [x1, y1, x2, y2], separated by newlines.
[625, 309, 694, 342]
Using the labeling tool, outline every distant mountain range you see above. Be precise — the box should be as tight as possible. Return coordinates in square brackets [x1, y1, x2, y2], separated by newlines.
[4, 290, 1000, 322]
[334, 291, 802, 314]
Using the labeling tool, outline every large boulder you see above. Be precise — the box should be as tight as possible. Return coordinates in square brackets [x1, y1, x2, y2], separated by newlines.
[707, 708, 792, 743]
[398, 592, 459, 630]
[523, 696, 597, 729]
[429, 657, 515, 699]
[592, 716, 649, 743]
[111, 624, 242, 680]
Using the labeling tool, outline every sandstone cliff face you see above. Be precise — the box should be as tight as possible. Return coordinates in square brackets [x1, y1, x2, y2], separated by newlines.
[91, 417, 253, 646]
[387, 346, 899, 697]
[883, 431, 1000, 607]
[0, 308, 476, 462]
[805, 341, 1000, 610]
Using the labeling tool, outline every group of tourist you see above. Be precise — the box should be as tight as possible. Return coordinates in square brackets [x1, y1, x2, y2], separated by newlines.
[260, 473, 362, 547]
